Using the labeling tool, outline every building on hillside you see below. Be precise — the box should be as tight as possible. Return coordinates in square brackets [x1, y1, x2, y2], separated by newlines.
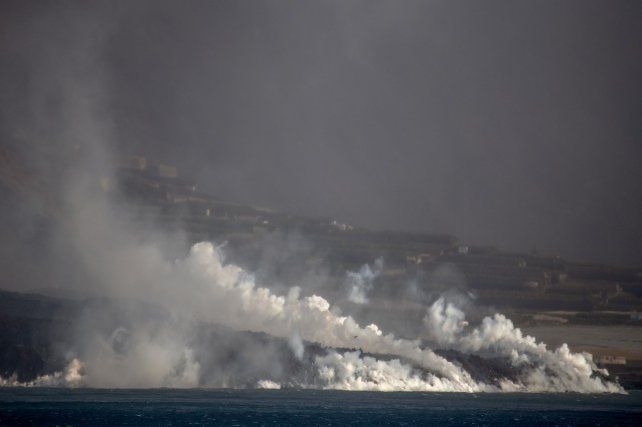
[458, 245, 469, 255]
[156, 163, 178, 178]
[165, 191, 209, 204]
[330, 219, 353, 231]
[406, 253, 437, 265]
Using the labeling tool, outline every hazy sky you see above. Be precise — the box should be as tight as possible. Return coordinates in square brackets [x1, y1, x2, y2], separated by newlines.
[1, 1, 641, 266]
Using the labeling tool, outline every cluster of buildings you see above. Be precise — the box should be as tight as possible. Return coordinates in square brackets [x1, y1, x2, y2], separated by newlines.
[112, 155, 264, 223]
[108, 156, 364, 240]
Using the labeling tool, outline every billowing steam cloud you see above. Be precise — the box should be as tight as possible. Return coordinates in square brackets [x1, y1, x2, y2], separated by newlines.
[2, 240, 622, 393]
[424, 298, 622, 393]
[315, 350, 465, 391]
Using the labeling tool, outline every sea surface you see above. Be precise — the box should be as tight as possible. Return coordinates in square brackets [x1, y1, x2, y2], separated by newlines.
[0, 388, 641, 426]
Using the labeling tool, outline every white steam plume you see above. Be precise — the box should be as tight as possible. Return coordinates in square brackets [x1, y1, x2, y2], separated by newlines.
[0, 359, 84, 387]
[315, 350, 463, 391]
[424, 297, 623, 393]
[289, 330, 305, 361]
[345, 258, 383, 304]
[47, 238, 620, 392]
[2, 237, 623, 393]
[256, 379, 281, 389]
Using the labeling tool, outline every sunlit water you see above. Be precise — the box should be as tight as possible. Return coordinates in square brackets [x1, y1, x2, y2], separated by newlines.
[1, 388, 641, 426]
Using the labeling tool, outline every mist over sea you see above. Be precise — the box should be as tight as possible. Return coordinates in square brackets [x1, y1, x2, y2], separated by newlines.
[1, 389, 641, 426]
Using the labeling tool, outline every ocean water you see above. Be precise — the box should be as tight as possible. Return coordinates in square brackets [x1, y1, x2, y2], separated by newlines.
[0, 389, 641, 426]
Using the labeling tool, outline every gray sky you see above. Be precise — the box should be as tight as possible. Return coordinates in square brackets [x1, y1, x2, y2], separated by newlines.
[1, 1, 641, 266]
